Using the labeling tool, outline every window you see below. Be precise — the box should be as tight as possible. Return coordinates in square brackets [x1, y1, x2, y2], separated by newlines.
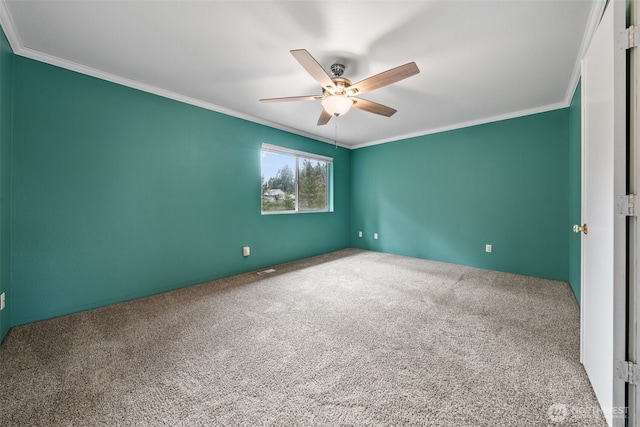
[261, 144, 332, 214]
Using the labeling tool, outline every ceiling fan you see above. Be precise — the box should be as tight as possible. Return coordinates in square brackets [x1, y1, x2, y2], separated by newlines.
[260, 49, 420, 126]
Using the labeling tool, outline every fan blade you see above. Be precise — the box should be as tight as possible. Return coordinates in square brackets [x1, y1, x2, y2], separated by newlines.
[290, 49, 336, 90]
[260, 95, 321, 103]
[317, 109, 333, 126]
[348, 62, 419, 95]
[352, 98, 397, 117]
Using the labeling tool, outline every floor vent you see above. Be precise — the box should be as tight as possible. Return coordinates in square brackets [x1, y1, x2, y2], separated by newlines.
[256, 268, 276, 275]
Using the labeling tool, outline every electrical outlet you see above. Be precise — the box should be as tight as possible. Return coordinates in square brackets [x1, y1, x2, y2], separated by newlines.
[485, 244, 492, 253]
[358, 231, 363, 237]
[374, 233, 379, 240]
[242, 246, 250, 257]
[0, 292, 5, 310]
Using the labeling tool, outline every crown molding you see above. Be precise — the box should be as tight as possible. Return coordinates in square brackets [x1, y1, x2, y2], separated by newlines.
[15, 46, 349, 148]
[351, 101, 570, 150]
[563, 0, 607, 107]
[0, 0, 21, 52]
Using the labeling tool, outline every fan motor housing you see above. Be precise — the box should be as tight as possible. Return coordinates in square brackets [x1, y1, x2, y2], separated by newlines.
[330, 63, 345, 77]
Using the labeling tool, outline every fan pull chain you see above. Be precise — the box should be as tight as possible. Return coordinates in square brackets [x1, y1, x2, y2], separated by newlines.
[334, 116, 338, 149]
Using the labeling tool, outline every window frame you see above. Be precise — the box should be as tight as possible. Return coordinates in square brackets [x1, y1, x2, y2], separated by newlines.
[261, 143, 333, 215]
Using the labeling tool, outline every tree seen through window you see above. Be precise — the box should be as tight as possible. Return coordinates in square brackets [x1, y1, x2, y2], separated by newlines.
[261, 146, 331, 214]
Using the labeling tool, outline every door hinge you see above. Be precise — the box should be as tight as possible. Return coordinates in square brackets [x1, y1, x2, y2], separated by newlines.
[617, 360, 640, 384]
[617, 194, 636, 216]
[629, 25, 639, 49]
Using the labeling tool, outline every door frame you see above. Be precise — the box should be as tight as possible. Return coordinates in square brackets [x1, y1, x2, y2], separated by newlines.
[630, 0, 640, 424]
[580, 0, 627, 425]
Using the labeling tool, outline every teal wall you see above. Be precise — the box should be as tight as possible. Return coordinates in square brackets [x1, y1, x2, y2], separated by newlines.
[1, 40, 581, 331]
[0, 28, 12, 342]
[568, 82, 582, 302]
[351, 109, 570, 281]
[10, 57, 351, 326]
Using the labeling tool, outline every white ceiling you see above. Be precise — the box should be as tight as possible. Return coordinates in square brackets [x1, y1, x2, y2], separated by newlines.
[0, 0, 604, 149]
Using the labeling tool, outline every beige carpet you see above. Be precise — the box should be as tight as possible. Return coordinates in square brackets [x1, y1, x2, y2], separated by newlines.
[0, 249, 606, 426]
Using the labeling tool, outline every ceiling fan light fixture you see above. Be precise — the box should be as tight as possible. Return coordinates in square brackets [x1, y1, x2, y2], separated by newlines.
[261, 49, 420, 125]
[321, 95, 353, 116]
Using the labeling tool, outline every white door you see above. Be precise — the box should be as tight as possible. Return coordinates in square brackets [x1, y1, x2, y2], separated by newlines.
[581, 1, 627, 426]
